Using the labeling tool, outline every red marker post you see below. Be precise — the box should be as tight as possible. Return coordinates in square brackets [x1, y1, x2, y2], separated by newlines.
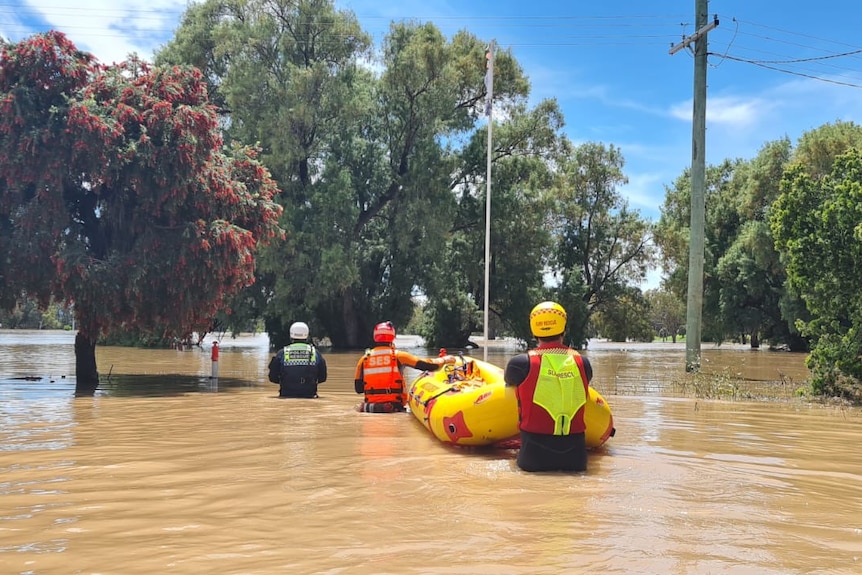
[211, 341, 220, 379]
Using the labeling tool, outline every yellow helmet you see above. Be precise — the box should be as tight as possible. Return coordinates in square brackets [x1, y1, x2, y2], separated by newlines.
[529, 301, 567, 337]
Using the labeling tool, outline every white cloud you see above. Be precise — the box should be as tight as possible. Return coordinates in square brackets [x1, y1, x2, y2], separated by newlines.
[0, 6, 27, 42]
[619, 171, 665, 211]
[762, 76, 862, 132]
[19, 1, 188, 64]
[670, 95, 768, 128]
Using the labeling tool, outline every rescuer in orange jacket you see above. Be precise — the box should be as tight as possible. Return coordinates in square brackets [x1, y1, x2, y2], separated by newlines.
[354, 321, 455, 413]
[504, 301, 593, 472]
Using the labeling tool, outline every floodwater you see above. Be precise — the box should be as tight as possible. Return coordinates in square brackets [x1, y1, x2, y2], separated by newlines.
[1, 330, 861, 574]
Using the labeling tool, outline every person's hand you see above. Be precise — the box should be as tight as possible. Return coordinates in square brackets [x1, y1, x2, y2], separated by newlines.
[441, 355, 457, 364]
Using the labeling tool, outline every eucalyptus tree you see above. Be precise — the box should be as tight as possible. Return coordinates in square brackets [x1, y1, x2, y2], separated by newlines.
[420, 99, 568, 347]
[158, 0, 372, 344]
[712, 139, 805, 349]
[161, 1, 536, 347]
[658, 125, 861, 350]
[549, 142, 654, 347]
[654, 160, 740, 342]
[592, 287, 654, 343]
[793, 120, 862, 180]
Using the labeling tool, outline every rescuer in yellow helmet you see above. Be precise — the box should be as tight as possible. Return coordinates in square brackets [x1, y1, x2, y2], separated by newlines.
[504, 301, 593, 472]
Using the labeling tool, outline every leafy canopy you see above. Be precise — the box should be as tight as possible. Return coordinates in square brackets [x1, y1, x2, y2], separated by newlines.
[771, 148, 862, 399]
[0, 31, 283, 342]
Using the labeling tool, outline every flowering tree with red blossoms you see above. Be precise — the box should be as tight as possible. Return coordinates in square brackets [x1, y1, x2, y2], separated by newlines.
[0, 32, 283, 391]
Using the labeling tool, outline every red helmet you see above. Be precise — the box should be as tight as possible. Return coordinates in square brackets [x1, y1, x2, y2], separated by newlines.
[373, 321, 396, 343]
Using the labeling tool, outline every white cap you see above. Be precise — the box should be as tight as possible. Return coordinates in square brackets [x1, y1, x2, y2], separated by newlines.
[289, 321, 309, 340]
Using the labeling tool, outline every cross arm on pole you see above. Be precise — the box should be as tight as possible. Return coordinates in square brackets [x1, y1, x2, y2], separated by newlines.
[669, 15, 719, 55]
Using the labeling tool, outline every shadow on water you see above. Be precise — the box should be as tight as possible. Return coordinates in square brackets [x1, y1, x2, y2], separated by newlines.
[0, 373, 257, 399]
[97, 373, 257, 397]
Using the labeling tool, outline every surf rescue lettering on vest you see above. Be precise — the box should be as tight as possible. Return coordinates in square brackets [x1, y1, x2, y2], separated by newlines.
[545, 368, 574, 379]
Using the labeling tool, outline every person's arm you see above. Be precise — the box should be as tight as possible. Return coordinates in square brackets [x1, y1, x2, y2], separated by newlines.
[396, 351, 455, 372]
[504, 353, 530, 387]
[353, 356, 365, 394]
[317, 351, 327, 383]
[267, 353, 281, 383]
[581, 355, 593, 384]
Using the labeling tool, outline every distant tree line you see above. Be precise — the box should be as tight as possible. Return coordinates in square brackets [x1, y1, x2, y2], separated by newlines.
[0, 298, 73, 330]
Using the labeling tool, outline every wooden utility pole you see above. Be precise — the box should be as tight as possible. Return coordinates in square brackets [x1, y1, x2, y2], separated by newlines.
[669, 1, 718, 372]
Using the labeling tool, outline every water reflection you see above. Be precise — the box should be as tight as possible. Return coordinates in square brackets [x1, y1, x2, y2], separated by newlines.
[96, 374, 252, 397]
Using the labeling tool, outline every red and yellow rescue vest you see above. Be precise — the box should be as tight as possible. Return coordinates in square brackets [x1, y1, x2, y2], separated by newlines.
[516, 347, 590, 435]
[361, 346, 404, 405]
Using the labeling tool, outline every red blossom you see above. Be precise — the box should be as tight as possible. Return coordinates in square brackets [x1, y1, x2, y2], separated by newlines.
[0, 31, 284, 340]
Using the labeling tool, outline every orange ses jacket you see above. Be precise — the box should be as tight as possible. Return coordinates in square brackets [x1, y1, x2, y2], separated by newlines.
[356, 346, 404, 405]
[354, 347, 450, 406]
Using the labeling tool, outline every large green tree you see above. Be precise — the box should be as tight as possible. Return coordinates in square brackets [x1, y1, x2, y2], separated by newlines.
[0, 32, 282, 391]
[657, 125, 862, 351]
[157, 0, 372, 344]
[772, 148, 862, 400]
[712, 139, 804, 349]
[655, 160, 741, 343]
[793, 120, 862, 180]
[420, 99, 566, 347]
[593, 287, 654, 343]
[159, 1, 538, 348]
[551, 142, 654, 347]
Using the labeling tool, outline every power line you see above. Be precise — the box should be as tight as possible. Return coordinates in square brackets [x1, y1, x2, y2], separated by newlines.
[711, 44, 862, 78]
[733, 17, 862, 52]
[730, 29, 862, 58]
[713, 53, 862, 89]
[3, 3, 862, 86]
[703, 15, 862, 87]
[749, 51, 862, 69]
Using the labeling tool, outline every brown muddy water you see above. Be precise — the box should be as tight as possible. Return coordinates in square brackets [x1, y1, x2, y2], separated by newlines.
[1, 330, 860, 574]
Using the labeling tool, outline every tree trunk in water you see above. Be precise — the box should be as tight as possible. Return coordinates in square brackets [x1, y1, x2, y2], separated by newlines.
[75, 332, 99, 396]
[750, 331, 760, 349]
[341, 288, 361, 348]
[570, 315, 590, 350]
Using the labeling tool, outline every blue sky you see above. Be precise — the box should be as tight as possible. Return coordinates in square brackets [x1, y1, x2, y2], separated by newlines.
[3, 1, 862, 286]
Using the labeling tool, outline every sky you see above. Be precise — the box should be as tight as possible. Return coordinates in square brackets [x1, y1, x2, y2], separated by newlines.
[3, 0, 862, 288]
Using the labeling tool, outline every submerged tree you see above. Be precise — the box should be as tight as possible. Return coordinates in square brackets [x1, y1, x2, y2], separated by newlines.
[592, 287, 654, 343]
[713, 140, 799, 349]
[655, 160, 743, 343]
[0, 32, 283, 391]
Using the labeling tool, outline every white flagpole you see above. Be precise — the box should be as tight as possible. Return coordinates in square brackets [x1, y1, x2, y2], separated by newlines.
[483, 40, 495, 362]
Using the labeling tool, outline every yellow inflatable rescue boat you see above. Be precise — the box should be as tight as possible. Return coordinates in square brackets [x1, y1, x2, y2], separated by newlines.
[406, 355, 615, 448]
